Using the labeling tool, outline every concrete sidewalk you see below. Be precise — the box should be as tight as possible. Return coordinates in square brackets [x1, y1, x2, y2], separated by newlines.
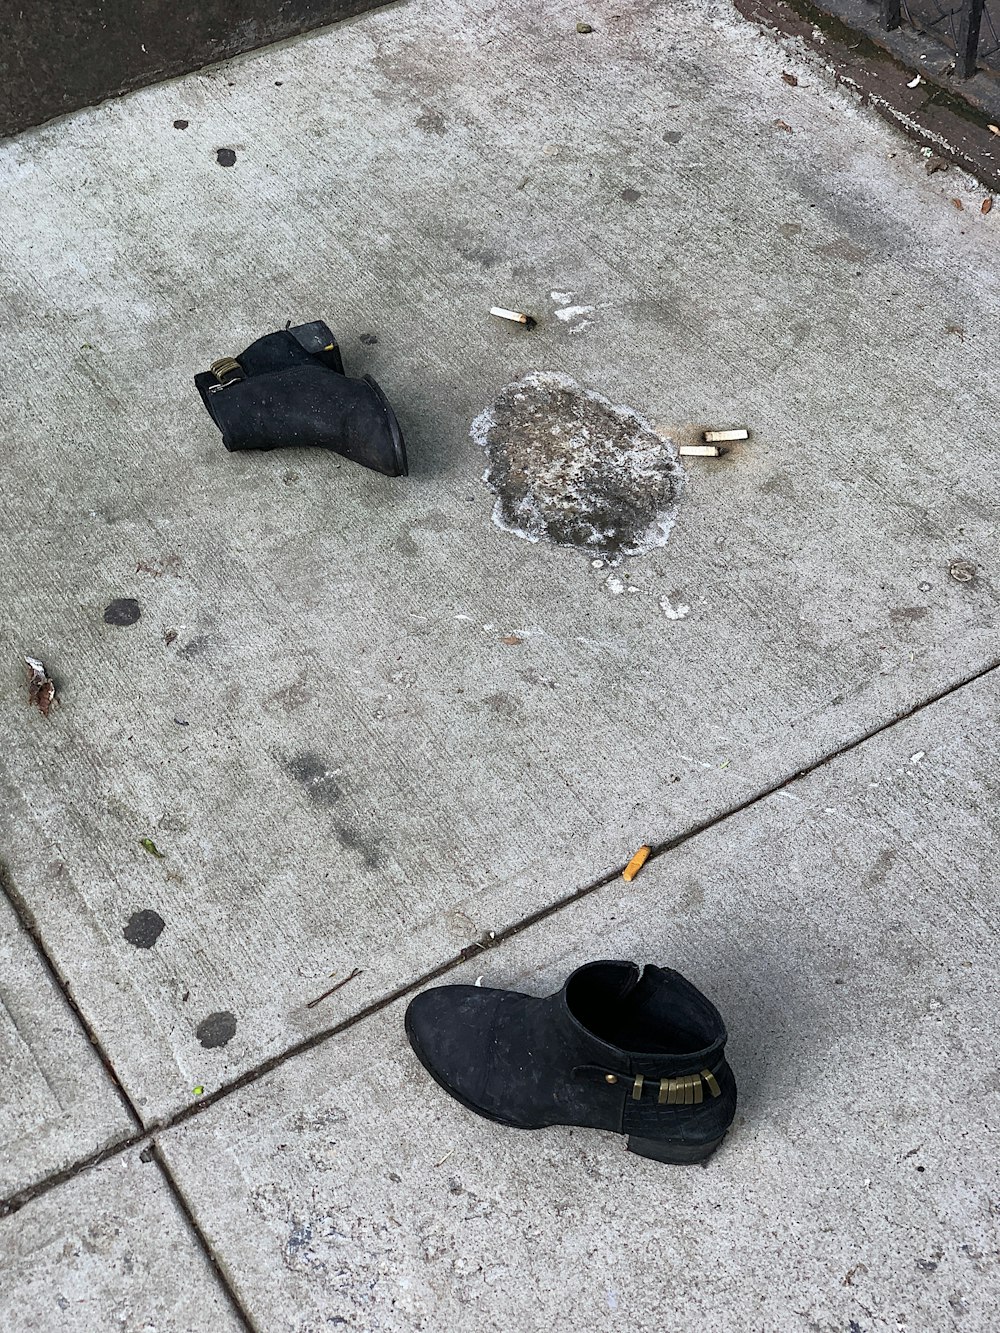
[1, 0, 997, 1328]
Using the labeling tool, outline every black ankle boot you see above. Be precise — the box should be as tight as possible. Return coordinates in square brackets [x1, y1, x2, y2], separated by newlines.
[405, 961, 736, 1164]
[194, 320, 407, 476]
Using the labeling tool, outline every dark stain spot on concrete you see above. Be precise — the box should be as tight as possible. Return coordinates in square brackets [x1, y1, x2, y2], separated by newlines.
[778, 222, 803, 238]
[415, 108, 447, 134]
[178, 634, 212, 660]
[284, 752, 342, 806]
[196, 1011, 237, 1048]
[870, 849, 897, 885]
[760, 473, 797, 500]
[620, 187, 641, 202]
[815, 238, 869, 264]
[269, 673, 312, 711]
[216, 147, 237, 167]
[472, 372, 684, 562]
[173, 118, 189, 130]
[889, 606, 929, 624]
[394, 511, 454, 557]
[663, 130, 683, 143]
[287, 1221, 313, 1254]
[915, 1258, 938, 1272]
[104, 597, 141, 626]
[458, 246, 499, 268]
[482, 691, 521, 718]
[518, 668, 556, 690]
[138, 1145, 155, 1163]
[123, 909, 165, 949]
[359, 332, 379, 345]
[335, 825, 381, 870]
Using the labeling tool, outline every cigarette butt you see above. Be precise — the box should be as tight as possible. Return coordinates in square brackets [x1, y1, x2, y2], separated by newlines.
[490, 306, 535, 326]
[622, 845, 652, 882]
[680, 444, 723, 457]
[703, 428, 749, 443]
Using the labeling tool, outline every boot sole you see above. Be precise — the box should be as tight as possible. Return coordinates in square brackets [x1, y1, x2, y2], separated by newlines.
[627, 1133, 726, 1164]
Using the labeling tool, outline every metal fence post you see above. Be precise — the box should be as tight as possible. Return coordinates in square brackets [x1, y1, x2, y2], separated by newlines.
[955, 0, 985, 77]
[879, 0, 902, 31]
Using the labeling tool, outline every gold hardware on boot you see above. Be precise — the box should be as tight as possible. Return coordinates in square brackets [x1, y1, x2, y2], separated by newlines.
[647, 1070, 723, 1104]
[209, 356, 244, 389]
[632, 1074, 645, 1100]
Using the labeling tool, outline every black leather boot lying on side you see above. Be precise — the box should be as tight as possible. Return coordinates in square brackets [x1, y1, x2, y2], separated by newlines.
[405, 960, 736, 1164]
[194, 320, 407, 476]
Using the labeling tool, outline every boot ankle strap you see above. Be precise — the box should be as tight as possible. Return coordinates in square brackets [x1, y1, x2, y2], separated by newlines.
[574, 1062, 723, 1104]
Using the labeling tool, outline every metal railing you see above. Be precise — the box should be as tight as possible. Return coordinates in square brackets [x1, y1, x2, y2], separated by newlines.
[877, 0, 1000, 76]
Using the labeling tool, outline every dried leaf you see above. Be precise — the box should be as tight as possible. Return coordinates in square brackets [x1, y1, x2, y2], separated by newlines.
[988, 124, 1000, 136]
[781, 71, 798, 86]
[983, 197, 994, 214]
[25, 655, 56, 717]
[139, 837, 166, 859]
[163, 629, 178, 646]
[773, 119, 793, 133]
[502, 634, 524, 645]
[950, 198, 964, 210]
[924, 156, 947, 175]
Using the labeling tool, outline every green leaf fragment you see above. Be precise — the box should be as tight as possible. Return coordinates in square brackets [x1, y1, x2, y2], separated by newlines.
[192, 1085, 204, 1096]
[139, 837, 166, 858]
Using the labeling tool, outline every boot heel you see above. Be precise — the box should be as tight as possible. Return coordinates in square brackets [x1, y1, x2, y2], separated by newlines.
[626, 1133, 725, 1165]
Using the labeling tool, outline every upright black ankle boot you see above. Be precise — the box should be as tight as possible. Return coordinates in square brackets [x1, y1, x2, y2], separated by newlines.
[405, 961, 736, 1164]
[194, 320, 407, 476]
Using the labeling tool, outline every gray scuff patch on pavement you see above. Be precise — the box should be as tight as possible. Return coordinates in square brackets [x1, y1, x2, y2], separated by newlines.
[196, 1012, 237, 1048]
[472, 372, 684, 563]
[123, 909, 166, 949]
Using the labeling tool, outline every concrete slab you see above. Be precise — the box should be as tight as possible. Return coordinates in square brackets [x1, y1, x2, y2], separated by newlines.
[0, 882, 134, 1204]
[0, 1150, 246, 1331]
[1, 0, 998, 1122]
[158, 672, 1000, 1331]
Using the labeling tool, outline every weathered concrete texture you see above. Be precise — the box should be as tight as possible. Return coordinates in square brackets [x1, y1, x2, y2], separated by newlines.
[0, 885, 134, 1201]
[158, 674, 1000, 1331]
[1, 0, 998, 1122]
[0, 1150, 245, 1331]
[0, 0, 391, 138]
